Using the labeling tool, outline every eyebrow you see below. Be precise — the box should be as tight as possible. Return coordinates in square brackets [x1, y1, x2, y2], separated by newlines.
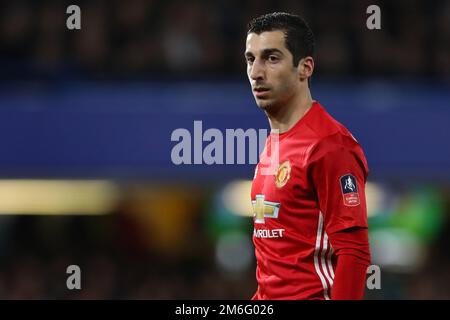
[245, 48, 284, 58]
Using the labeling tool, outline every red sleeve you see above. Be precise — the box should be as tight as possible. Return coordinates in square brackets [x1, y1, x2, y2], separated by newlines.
[329, 227, 371, 300]
[308, 136, 369, 234]
[308, 136, 371, 299]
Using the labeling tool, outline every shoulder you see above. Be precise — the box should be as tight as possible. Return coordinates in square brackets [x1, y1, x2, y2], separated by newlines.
[304, 103, 368, 171]
[304, 102, 354, 141]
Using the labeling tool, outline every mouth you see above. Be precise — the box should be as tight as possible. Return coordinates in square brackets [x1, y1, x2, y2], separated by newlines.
[253, 87, 270, 98]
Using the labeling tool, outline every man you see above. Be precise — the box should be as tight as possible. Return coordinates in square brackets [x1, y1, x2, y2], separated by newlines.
[246, 12, 371, 300]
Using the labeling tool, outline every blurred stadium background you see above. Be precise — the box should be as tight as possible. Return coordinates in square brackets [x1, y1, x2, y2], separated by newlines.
[0, 0, 449, 299]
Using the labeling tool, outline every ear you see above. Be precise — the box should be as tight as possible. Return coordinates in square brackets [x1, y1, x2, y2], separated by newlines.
[297, 56, 314, 82]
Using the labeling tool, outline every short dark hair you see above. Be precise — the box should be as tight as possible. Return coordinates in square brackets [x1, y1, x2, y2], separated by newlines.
[247, 12, 315, 68]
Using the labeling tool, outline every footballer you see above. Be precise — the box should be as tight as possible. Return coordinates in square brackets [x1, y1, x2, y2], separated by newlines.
[246, 12, 371, 300]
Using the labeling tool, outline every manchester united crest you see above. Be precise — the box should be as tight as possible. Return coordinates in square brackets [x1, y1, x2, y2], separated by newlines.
[275, 160, 291, 188]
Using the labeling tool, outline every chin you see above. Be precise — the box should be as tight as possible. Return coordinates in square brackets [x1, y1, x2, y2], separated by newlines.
[256, 100, 275, 111]
[255, 98, 272, 110]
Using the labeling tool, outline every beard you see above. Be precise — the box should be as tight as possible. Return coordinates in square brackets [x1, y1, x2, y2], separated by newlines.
[254, 81, 297, 113]
[257, 100, 271, 110]
[256, 96, 281, 113]
[255, 93, 275, 110]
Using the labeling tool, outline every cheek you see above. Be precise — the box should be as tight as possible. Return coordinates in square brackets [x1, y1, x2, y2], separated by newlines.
[272, 70, 296, 94]
[247, 66, 253, 80]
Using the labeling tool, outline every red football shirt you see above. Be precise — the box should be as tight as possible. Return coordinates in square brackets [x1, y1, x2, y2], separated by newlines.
[251, 101, 369, 300]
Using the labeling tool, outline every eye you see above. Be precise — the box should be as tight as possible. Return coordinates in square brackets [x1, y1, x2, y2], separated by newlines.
[246, 56, 255, 65]
[268, 55, 279, 63]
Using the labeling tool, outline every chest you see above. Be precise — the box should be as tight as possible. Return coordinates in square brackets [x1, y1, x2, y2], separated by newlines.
[251, 137, 312, 201]
[250, 137, 320, 238]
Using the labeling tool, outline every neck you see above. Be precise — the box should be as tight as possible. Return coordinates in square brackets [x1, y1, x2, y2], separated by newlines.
[266, 88, 314, 134]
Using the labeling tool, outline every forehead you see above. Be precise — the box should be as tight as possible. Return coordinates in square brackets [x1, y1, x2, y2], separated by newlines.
[245, 30, 287, 54]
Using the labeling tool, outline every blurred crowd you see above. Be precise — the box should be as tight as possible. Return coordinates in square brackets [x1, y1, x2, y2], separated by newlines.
[0, 251, 258, 299]
[0, 214, 257, 299]
[0, 189, 449, 300]
[1, 0, 449, 81]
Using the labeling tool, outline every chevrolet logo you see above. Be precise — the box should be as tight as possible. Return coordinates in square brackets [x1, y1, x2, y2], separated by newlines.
[252, 194, 280, 224]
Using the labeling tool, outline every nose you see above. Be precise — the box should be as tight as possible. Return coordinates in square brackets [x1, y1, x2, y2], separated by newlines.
[249, 59, 265, 81]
